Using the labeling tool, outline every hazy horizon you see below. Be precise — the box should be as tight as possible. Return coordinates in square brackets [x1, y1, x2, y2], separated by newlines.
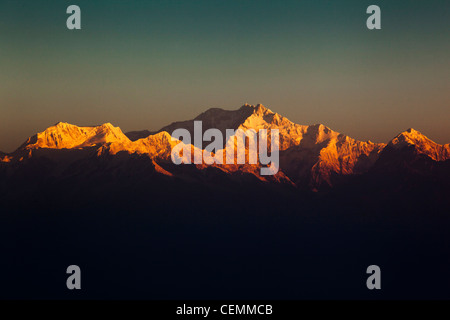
[1, 0, 449, 152]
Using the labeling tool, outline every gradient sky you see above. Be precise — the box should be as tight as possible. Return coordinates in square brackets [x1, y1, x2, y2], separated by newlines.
[1, 0, 449, 152]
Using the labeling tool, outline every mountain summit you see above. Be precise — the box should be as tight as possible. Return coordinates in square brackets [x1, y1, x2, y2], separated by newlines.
[388, 128, 450, 161]
[129, 103, 388, 188]
[20, 122, 129, 150]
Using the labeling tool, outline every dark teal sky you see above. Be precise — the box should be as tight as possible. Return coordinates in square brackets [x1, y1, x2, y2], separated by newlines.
[1, 0, 449, 151]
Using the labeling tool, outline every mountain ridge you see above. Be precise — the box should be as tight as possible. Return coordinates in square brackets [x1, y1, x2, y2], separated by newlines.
[1, 104, 449, 190]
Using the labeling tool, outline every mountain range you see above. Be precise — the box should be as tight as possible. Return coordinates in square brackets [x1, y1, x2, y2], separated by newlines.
[1, 103, 449, 192]
[1, 103, 450, 300]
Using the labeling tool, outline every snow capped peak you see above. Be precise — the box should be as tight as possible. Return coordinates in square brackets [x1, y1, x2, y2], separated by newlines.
[388, 128, 450, 161]
[390, 128, 428, 148]
[406, 127, 418, 134]
[403, 128, 425, 139]
[54, 121, 69, 126]
[21, 122, 129, 150]
[100, 122, 114, 129]
[254, 103, 271, 114]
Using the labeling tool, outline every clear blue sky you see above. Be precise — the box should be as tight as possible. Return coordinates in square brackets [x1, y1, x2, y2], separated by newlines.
[1, 0, 449, 151]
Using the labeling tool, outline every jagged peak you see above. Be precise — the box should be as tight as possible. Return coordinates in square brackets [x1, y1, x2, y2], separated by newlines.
[100, 122, 115, 129]
[240, 103, 253, 110]
[390, 128, 429, 147]
[388, 128, 450, 161]
[19, 122, 129, 150]
[403, 127, 425, 137]
[240, 103, 273, 115]
[96, 122, 124, 134]
[308, 123, 336, 136]
[51, 121, 81, 129]
[241, 104, 297, 128]
[141, 130, 172, 143]
[310, 123, 331, 131]
[153, 130, 171, 138]
[42, 122, 123, 137]
[51, 122, 117, 129]
[255, 103, 271, 113]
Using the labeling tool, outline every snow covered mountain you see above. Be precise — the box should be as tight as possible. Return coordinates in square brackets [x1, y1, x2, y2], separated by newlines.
[127, 104, 387, 188]
[15, 121, 181, 161]
[388, 128, 450, 161]
[2, 104, 449, 190]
